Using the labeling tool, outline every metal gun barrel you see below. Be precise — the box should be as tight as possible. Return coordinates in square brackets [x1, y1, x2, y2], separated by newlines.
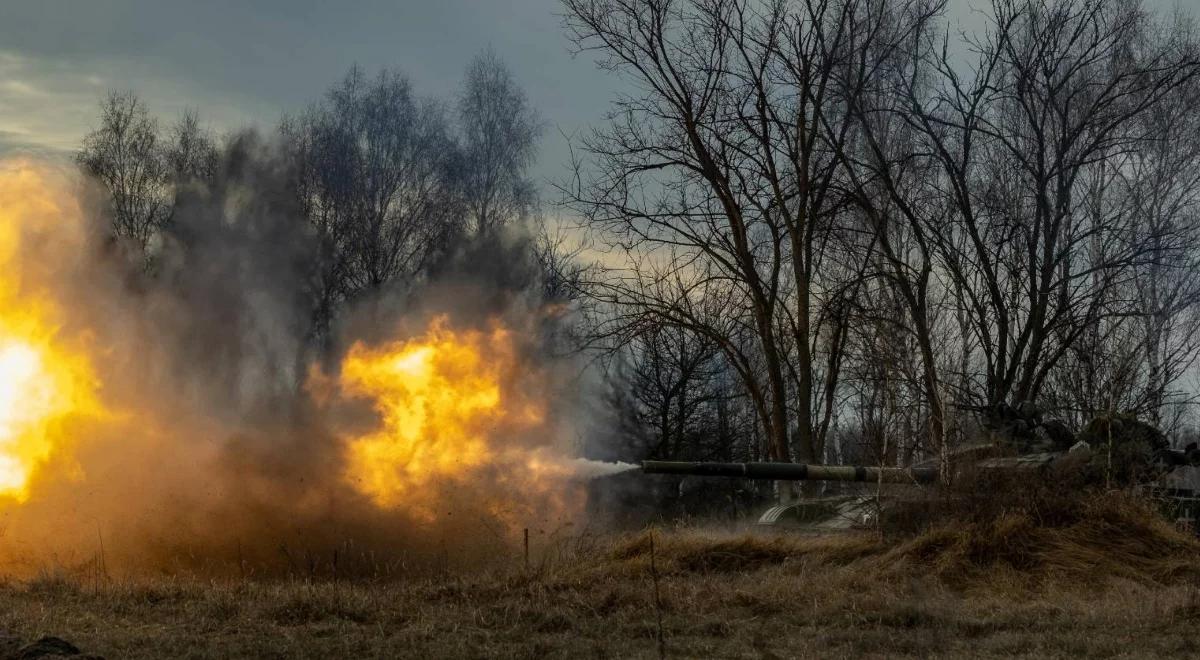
[641, 460, 937, 484]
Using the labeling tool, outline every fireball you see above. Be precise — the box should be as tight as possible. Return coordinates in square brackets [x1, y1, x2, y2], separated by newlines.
[0, 162, 103, 501]
[336, 317, 547, 515]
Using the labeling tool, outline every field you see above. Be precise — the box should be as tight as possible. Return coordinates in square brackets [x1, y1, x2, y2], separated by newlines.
[2, 495, 1199, 659]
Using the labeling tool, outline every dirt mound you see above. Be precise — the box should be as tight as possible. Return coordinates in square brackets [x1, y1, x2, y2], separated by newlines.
[879, 492, 1200, 587]
[607, 492, 1200, 589]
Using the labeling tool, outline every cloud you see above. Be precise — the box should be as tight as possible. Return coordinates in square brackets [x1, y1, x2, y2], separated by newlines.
[0, 51, 102, 155]
[0, 48, 272, 160]
[0, 131, 69, 159]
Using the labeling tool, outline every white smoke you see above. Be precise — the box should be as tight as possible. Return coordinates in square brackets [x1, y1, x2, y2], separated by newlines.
[566, 458, 639, 479]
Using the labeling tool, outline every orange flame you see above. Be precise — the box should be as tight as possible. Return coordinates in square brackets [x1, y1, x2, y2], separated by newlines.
[336, 316, 552, 519]
[0, 162, 103, 501]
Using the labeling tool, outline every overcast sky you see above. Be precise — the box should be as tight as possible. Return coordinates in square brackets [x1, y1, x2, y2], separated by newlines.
[0, 0, 1193, 188]
[0, 0, 624, 187]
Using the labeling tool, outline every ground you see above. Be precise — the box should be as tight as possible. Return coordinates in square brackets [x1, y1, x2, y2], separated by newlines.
[1, 512, 1199, 659]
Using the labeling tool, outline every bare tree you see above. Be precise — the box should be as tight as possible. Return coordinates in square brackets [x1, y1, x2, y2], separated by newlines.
[823, 0, 951, 458]
[166, 108, 218, 185]
[284, 65, 465, 344]
[624, 324, 724, 459]
[562, 0, 899, 464]
[459, 49, 543, 235]
[77, 91, 172, 264]
[1127, 68, 1200, 428]
[1046, 41, 1200, 429]
[909, 0, 1199, 408]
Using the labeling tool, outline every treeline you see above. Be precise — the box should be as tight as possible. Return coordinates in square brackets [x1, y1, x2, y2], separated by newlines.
[76, 50, 557, 355]
[74, 0, 1200, 476]
[564, 0, 1200, 470]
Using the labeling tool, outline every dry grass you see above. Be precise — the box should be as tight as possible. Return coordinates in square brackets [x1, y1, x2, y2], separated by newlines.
[2, 493, 1199, 659]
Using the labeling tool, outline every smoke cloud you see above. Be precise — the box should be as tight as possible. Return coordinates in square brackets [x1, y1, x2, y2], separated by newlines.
[0, 143, 606, 577]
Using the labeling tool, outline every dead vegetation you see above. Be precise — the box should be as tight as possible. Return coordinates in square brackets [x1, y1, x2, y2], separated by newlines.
[0, 490, 1197, 658]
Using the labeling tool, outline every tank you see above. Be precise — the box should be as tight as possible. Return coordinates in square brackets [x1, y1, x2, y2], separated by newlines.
[640, 459, 946, 528]
[641, 460, 944, 528]
[638, 421, 1200, 529]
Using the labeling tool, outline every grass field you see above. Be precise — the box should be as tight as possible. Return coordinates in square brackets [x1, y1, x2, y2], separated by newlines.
[2, 494, 1199, 659]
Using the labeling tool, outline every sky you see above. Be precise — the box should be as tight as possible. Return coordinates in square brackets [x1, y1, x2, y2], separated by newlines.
[0, 0, 1193, 190]
[0, 0, 620, 187]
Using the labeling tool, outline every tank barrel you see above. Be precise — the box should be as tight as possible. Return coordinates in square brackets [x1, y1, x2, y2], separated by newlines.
[641, 460, 937, 484]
